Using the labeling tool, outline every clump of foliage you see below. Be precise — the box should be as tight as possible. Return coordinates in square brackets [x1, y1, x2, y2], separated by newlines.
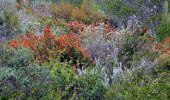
[105, 66, 170, 99]
[0, 64, 53, 99]
[0, 43, 35, 68]
[50, 0, 105, 23]
[156, 1, 170, 41]
[76, 70, 106, 99]
[0, 0, 19, 39]
[102, 0, 134, 23]
[8, 26, 90, 68]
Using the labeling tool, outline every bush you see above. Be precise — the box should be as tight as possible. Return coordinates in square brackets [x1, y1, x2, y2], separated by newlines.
[0, 44, 35, 68]
[0, 64, 53, 99]
[0, 0, 19, 28]
[156, 1, 170, 41]
[0, 0, 19, 40]
[45, 59, 77, 99]
[101, 0, 134, 23]
[76, 70, 106, 99]
[50, 1, 74, 21]
[50, 1, 104, 23]
[45, 59, 106, 99]
[105, 67, 170, 100]
[8, 27, 88, 63]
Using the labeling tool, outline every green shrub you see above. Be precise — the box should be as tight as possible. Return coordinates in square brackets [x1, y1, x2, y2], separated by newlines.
[4, 11, 19, 28]
[0, 44, 35, 68]
[0, 0, 19, 28]
[0, 64, 53, 99]
[105, 67, 170, 100]
[76, 70, 106, 99]
[44, 59, 77, 99]
[156, 1, 170, 41]
[45, 59, 106, 99]
[102, 0, 134, 22]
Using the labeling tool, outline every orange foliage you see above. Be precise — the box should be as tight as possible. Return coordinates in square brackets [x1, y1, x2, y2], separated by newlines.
[161, 47, 170, 54]
[154, 43, 161, 50]
[25, 6, 34, 14]
[9, 39, 18, 48]
[9, 26, 88, 62]
[16, 0, 24, 9]
[50, 1, 104, 23]
[71, 8, 86, 21]
[164, 36, 170, 43]
[67, 20, 86, 33]
[140, 25, 148, 33]
[153, 36, 170, 54]
[50, 1, 74, 21]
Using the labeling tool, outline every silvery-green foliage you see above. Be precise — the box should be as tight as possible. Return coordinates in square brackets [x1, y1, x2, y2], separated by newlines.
[0, 64, 52, 99]
[82, 22, 158, 85]
[18, 9, 40, 33]
[101, 0, 165, 33]
[0, 44, 35, 68]
[82, 23, 131, 85]
[18, 0, 51, 34]
[32, 0, 51, 16]
[0, 0, 17, 12]
[126, 15, 140, 32]
[0, 24, 15, 41]
[76, 69, 106, 99]
[51, 25, 69, 35]
[0, 67, 17, 80]
[156, 1, 170, 41]
[0, 0, 19, 39]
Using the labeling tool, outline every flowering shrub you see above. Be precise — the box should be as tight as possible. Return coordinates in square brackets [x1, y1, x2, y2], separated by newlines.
[9, 26, 88, 63]
[152, 36, 170, 66]
[67, 20, 86, 33]
[154, 37, 170, 54]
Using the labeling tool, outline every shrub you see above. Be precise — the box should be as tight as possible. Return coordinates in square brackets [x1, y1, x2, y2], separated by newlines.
[44, 59, 106, 99]
[0, 64, 53, 99]
[101, 0, 134, 23]
[67, 20, 85, 33]
[152, 37, 170, 68]
[156, 1, 170, 41]
[52, 18, 70, 32]
[50, 1, 74, 21]
[76, 70, 106, 99]
[45, 59, 77, 99]
[0, 24, 15, 40]
[0, 43, 35, 68]
[3, 11, 19, 28]
[50, 1, 105, 24]
[63, 0, 83, 7]
[0, 0, 19, 39]
[8, 26, 89, 64]
[105, 67, 170, 100]
[0, 0, 19, 28]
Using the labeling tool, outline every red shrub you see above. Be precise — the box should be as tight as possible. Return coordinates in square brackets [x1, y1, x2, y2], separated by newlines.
[153, 36, 170, 54]
[67, 20, 86, 33]
[9, 39, 18, 48]
[9, 26, 88, 62]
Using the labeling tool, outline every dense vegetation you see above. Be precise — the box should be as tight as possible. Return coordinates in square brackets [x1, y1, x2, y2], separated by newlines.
[0, 0, 170, 99]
